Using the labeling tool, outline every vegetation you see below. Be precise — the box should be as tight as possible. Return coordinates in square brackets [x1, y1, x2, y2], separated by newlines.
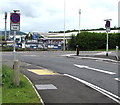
[49, 27, 120, 33]
[2, 65, 41, 104]
[68, 32, 120, 51]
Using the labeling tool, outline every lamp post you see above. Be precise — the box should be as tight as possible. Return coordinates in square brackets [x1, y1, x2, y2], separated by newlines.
[4, 12, 7, 41]
[79, 9, 81, 33]
[104, 19, 112, 56]
[63, 0, 66, 51]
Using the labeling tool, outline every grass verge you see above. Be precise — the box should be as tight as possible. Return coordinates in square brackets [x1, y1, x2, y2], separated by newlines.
[2, 65, 42, 104]
[0, 65, 2, 105]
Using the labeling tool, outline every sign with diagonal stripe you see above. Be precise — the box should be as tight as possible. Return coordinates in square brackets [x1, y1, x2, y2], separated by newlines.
[10, 13, 20, 31]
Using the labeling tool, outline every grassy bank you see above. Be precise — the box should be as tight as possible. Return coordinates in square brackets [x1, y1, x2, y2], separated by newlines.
[2, 65, 42, 104]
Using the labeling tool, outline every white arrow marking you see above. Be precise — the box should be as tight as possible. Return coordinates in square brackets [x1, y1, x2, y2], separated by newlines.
[115, 78, 120, 81]
[74, 64, 116, 75]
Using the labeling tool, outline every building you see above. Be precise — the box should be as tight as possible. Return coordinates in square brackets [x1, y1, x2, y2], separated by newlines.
[41, 32, 78, 49]
[0, 31, 27, 47]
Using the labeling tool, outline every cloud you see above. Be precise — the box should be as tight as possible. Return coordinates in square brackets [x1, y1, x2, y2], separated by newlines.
[0, 0, 119, 32]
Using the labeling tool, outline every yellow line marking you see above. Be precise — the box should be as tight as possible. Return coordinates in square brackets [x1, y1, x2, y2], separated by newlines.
[28, 69, 59, 75]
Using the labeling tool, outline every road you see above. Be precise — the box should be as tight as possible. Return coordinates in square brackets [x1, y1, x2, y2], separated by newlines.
[2, 51, 120, 103]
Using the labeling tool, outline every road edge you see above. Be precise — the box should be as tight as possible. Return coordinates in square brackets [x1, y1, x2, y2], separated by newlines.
[23, 75, 45, 105]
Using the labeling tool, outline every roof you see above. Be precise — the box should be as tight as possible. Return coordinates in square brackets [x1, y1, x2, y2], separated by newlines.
[0, 31, 27, 36]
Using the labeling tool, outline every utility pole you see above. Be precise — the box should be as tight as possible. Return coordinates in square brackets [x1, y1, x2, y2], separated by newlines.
[79, 9, 81, 33]
[4, 12, 7, 41]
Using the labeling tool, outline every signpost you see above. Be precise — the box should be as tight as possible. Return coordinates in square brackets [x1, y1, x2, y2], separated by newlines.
[10, 11, 20, 61]
[10, 10, 20, 86]
[104, 19, 112, 56]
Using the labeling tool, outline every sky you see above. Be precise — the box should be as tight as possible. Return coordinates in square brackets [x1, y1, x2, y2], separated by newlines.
[0, 0, 119, 32]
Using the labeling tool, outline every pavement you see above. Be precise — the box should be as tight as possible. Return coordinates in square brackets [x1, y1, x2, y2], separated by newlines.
[2, 53, 120, 105]
[63, 51, 120, 63]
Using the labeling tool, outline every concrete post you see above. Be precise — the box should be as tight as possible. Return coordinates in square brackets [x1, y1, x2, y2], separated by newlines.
[13, 60, 20, 86]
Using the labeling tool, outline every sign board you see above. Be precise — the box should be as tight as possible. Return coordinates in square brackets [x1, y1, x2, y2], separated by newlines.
[11, 24, 20, 31]
[106, 27, 110, 32]
[105, 21, 110, 28]
[10, 13, 20, 31]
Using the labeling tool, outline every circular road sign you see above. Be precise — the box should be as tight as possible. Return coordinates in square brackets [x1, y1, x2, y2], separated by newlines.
[105, 21, 110, 28]
[11, 13, 20, 23]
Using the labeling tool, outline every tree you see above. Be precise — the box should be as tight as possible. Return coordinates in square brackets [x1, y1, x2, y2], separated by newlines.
[68, 35, 76, 50]
[25, 32, 33, 40]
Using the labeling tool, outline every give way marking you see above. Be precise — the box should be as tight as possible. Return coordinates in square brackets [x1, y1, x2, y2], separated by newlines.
[74, 64, 116, 75]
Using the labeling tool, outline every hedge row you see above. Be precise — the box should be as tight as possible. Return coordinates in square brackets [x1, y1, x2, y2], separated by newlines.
[68, 32, 120, 51]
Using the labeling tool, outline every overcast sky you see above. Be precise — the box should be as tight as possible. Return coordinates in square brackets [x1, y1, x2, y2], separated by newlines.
[0, 0, 119, 32]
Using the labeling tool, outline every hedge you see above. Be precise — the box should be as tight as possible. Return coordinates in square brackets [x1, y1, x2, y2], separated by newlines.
[68, 32, 120, 51]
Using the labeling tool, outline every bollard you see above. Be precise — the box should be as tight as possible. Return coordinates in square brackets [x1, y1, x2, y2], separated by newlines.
[116, 46, 119, 60]
[76, 45, 79, 56]
[13, 60, 20, 86]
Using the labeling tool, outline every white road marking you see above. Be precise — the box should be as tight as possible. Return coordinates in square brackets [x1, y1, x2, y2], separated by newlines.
[64, 74, 120, 104]
[23, 75, 45, 105]
[35, 84, 57, 90]
[23, 55, 36, 57]
[61, 54, 75, 57]
[115, 78, 120, 82]
[74, 64, 116, 75]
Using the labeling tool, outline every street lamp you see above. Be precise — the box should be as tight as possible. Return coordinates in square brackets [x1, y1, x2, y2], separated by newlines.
[63, 0, 66, 51]
[4, 12, 7, 41]
[104, 19, 112, 56]
[79, 9, 81, 33]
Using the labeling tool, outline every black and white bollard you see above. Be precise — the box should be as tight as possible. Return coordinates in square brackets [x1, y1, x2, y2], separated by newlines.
[116, 46, 119, 60]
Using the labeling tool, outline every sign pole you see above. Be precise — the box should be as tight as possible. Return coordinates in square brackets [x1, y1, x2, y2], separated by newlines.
[106, 32, 108, 56]
[10, 10, 20, 86]
[13, 30, 16, 61]
[104, 19, 112, 56]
